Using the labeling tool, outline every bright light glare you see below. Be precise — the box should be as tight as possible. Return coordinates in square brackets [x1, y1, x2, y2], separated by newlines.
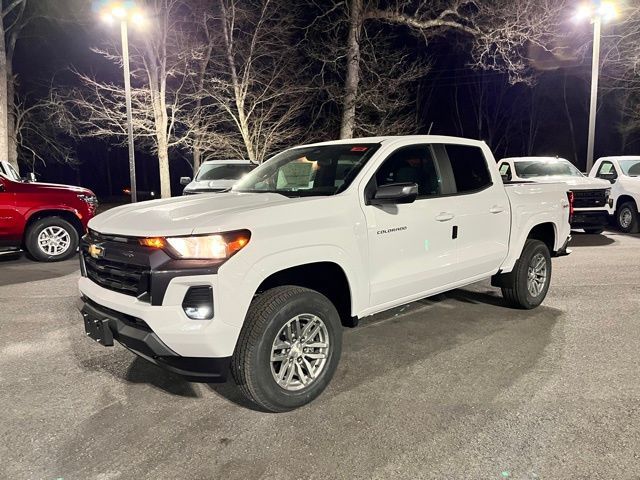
[100, 12, 114, 24]
[167, 235, 229, 259]
[130, 11, 147, 26]
[598, 1, 618, 21]
[574, 3, 593, 22]
[111, 5, 127, 19]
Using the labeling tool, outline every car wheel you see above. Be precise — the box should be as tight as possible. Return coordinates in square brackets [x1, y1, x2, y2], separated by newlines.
[501, 239, 552, 310]
[583, 228, 605, 234]
[25, 217, 79, 262]
[231, 286, 343, 412]
[616, 202, 639, 234]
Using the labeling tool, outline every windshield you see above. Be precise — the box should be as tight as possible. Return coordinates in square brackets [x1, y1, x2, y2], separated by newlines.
[233, 143, 381, 197]
[619, 159, 640, 177]
[196, 163, 255, 181]
[514, 159, 583, 178]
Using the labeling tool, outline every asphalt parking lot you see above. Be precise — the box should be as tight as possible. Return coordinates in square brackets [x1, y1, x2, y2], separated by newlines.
[1, 230, 639, 479]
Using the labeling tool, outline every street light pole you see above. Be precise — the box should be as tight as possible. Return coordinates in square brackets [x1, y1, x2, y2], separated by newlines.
[120, 19, 137, 203]
[586, 15, 602, 173]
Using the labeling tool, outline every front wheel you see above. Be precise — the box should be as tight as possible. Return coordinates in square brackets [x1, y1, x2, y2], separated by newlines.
[25, 217, 79, 262]
[231, 286, 343, 412]
[616, 202, 639, 234]
[501, 239, 552, 310]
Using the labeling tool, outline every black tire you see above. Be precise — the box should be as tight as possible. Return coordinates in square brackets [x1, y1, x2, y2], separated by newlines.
[231, 286, 343, 412]
[616, 202, 639, 234]
[25, 217, 79, 262]
[583, 227, 605, 234]
[501, 239, 552, 310]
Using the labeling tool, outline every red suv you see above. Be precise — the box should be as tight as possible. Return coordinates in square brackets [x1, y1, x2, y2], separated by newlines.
[0, 173, 98, 261]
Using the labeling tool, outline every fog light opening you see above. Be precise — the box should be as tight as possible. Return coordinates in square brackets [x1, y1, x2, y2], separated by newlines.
[182, 286, 214, 320]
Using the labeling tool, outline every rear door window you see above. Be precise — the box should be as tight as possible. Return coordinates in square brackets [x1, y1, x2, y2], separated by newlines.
[441, 144, 492, 194]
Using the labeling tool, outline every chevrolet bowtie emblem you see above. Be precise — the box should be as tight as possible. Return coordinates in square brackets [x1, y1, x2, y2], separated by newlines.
[88, 244, 105, 259]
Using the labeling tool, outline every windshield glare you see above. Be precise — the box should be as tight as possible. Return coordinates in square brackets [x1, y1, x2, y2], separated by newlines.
[233, 144, 381, 197]
[619, 159, 640, 176]
[196, 163, 255, 181]
[515, 159, 583, 178]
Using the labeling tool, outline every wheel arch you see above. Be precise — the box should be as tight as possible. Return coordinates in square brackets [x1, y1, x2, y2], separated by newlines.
[255, 261, 355, 327]
[615, 194, 638, 211]
[23, 209, 84, 246]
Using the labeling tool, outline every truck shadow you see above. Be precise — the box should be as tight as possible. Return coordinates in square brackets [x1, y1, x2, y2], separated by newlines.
[205, 285, 563, 411]
[569, 231, 615, 247]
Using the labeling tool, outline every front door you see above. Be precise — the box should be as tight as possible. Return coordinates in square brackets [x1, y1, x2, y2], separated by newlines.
[0, 178, 19, 247]
[363, 144, 460, 308]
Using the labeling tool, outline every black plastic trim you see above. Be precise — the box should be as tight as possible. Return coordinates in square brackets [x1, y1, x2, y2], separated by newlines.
[79, 296, 230, 382]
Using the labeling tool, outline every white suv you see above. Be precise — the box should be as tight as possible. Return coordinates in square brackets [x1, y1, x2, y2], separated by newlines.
[181, 160, 256, 195]
[590, 156, 640, 233]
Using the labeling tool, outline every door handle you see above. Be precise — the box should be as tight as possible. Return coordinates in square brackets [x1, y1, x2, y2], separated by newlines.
[435, 212, 455, 222]
[489, 205, 505, 214]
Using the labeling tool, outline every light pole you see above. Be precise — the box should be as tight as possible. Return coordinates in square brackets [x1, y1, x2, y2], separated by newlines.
[100, 2, 146, 203]
[575, 1, 618, 173]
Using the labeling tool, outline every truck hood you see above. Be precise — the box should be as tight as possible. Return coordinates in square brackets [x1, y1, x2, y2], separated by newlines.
[30, 181, 94, 194]
[527, 176, 610, 190]
[89, 192, 294, 237]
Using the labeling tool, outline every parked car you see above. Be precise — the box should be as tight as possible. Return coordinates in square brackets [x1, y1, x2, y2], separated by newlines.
[0, 171, 98, 261]
[79, 135, 571, 412]
[181, 159, 256, 195]
[498, 156, 611, 234]
[0, 160, 26, 182]
[589, 156, 640, 233]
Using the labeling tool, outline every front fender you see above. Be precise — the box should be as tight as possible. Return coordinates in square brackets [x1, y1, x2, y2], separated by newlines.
[215, 245, 364, 328]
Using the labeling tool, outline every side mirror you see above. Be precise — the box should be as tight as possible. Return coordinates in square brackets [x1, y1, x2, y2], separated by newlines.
[27, 172, 36, 182]
[608, 177, 617, 184]
[180, 176, 192, 186]
[501, 173, 511, 183]
[370, 183, 418, 205]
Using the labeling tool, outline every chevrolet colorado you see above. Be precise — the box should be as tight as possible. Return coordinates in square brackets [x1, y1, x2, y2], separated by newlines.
[79, 136, 571, 412]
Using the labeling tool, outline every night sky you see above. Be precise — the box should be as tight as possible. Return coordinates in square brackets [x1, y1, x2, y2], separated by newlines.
[12, 1, 633, 199]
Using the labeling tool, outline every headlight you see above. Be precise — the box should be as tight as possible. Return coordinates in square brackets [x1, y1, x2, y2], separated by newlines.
[604, 188, 611, 198]
[77, 194, 98, 206]
[139, 230, 250, 260]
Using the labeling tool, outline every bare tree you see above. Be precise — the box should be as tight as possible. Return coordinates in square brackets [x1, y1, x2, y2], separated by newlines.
[308, 0, 569, 139]
[51, 0, 202, 198]
[192, 0, 312, 164]
[1, 0, 28, 172]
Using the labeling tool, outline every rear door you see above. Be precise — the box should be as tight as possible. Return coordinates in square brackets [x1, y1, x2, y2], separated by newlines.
[433, 144, 510, 279]
[362, 143, 461, 307]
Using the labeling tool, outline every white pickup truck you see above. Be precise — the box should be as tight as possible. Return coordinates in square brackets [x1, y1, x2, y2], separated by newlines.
[589, 156, 640, 233]
[79, 136, 571, 412]
[498, 157, 611, 234]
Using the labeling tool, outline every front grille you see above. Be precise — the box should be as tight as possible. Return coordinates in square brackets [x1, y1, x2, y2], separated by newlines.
[83, 254, 149, 298]
[572, 189, 607, 208]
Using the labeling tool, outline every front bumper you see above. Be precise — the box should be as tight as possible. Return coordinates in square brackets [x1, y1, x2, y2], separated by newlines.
[79, 296, 231, 382]
[570, 210, 609, 229]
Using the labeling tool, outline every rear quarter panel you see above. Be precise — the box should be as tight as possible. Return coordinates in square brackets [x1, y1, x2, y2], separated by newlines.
[501, 182, 571, 272]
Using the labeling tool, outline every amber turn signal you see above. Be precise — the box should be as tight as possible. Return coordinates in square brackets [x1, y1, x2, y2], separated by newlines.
[139, 237, 166, 249]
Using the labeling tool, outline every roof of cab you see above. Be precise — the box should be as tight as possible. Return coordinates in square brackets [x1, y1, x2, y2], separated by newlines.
[301, 135, 488, 148]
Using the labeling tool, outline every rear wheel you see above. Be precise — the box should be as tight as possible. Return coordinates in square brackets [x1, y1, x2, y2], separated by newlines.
[25, 217, 79, 262]
[231, 286, 342, 412]
[501, 239, 552, 310]
[616, 202, 639, 234]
